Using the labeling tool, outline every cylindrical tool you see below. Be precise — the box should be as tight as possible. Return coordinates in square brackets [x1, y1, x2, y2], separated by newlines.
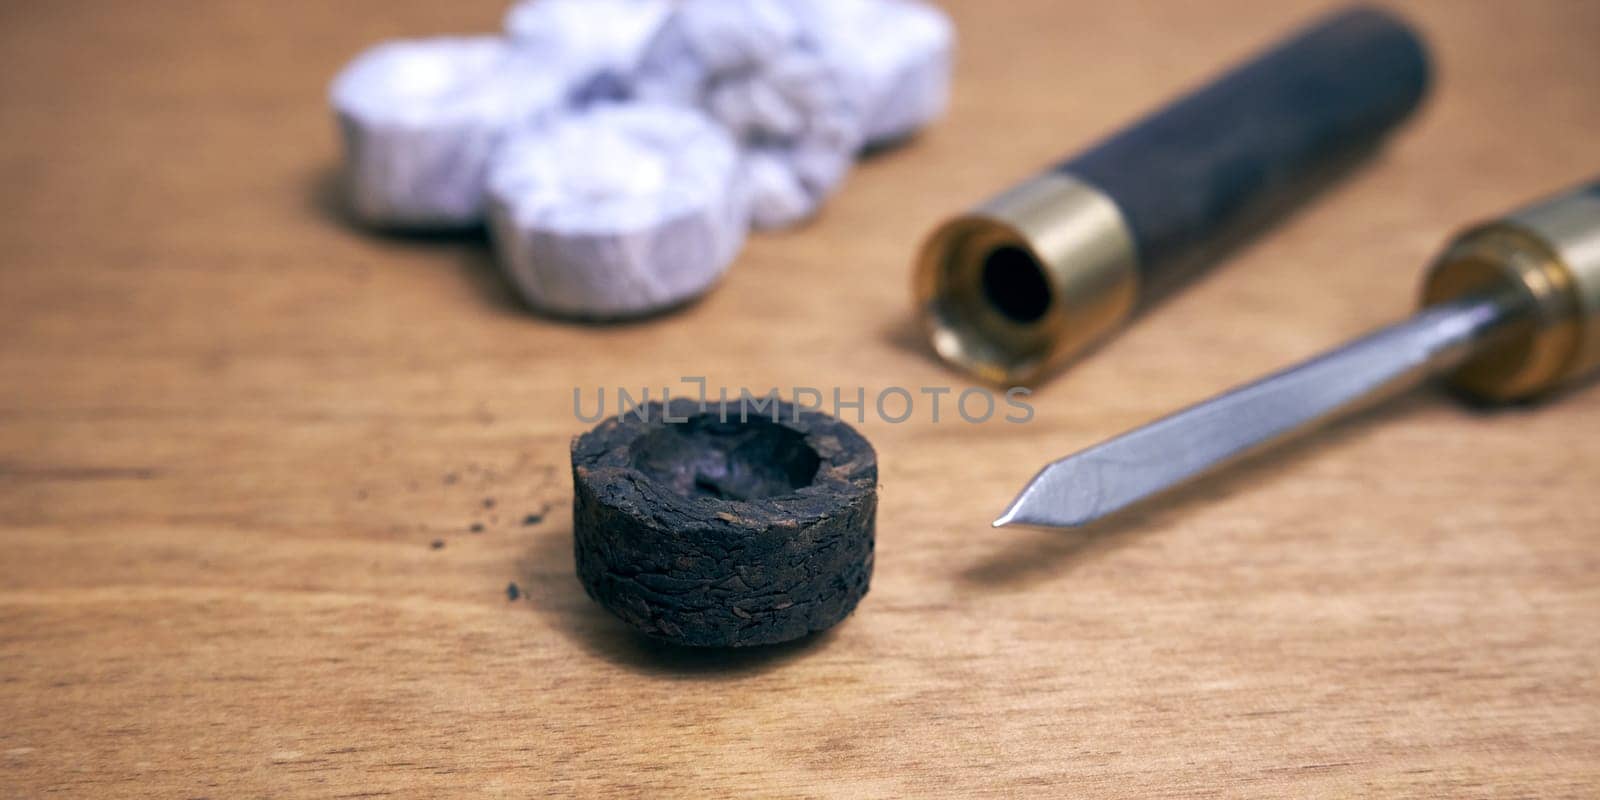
[1422, 182, 1600, 401]
[915, 7, 1430, 384]
[996, 180, 1600, 529]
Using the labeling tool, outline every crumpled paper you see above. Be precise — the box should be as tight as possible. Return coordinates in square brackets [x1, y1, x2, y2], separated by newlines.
[633, 0, 864, 230]
[327, 0, 954, 317]
[330, 37, 572, 228]
[504, 0, 675, 97]
[787, 0, 954, 147]
[486, 104, 747, 319]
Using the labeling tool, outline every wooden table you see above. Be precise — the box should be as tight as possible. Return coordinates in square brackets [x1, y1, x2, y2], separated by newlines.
[4, 1, 1598, 796]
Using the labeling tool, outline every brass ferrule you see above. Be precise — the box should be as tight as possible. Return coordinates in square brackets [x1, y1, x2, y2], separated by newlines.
[1421, 184, 1600, 401]
[913, 174, 1139, 384]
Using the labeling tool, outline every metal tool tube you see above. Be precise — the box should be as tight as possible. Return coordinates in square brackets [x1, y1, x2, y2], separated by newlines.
[1422, 179, 1600, 400]
[915, 7, 1430, 385]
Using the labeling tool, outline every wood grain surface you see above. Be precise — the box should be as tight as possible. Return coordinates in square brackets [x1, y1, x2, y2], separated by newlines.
[3, 1, 1598, 796]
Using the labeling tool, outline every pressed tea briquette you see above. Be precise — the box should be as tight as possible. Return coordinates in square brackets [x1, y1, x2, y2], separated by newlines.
[571, 399, 877, 647]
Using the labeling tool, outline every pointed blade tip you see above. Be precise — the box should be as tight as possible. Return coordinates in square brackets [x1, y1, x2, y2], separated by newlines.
[991, 505, 1089, 530]
[992, 465, 1089, 530]
[993, 494, 1028, 528]
[991, 487, 1101, 529]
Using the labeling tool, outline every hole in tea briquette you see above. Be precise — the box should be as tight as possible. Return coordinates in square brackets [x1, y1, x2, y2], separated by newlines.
[629, 415, 821, 502]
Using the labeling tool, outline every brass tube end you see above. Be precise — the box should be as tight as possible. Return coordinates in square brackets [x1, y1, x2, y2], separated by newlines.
[1421, 185, 1600, 401]
[913, 174, 1139, 384]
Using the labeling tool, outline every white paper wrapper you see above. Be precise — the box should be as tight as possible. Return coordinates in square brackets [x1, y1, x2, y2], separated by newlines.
[330, 36, 573, 229]
[487, 104, 746, 319]
[634, 0, 864, 230]
[741, 149, 811, 230]
[504, 0, 675, 91]
[788, 0, 954, 147]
